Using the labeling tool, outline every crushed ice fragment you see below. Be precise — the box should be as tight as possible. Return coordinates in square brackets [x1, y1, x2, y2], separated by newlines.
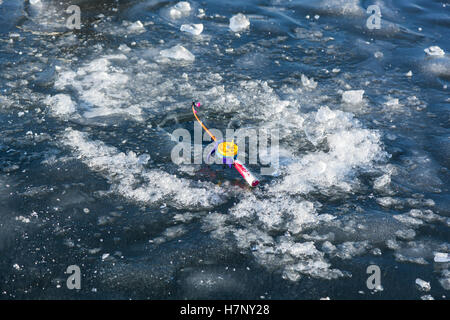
[101, 253, 110, 260]
[29, 0, 42, 6]
[45, 94, 76, 116]
[229, 13, 250, 32]
[374, 51, 383, 59]
[424, 46, 445, 56]
[415, 278, 431, 291]
[160, 45, 195, 61]
[169, 1, 191, 19]
[385, 98, 400, 107]
[434, 252, 450, 263]
[342, 90, 364, 104]
[180, 23, 203, 35]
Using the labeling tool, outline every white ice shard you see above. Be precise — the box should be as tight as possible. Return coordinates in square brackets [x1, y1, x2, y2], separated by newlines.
[424, 46, 445, 57]
[180, 23, 203, 35]
[160, 45, 195, 61]
[415, 278, 431, 291]
[229, 13, 250, 32]
[169, 1, 191, 19]
[342, 90, 364, 104]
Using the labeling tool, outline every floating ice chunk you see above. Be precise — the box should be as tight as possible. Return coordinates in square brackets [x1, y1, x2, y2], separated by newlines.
[423, 57, 450, 79]
[127, 20, 145, 33]
[169, 1, 191, 19]
[415, 278, 431, 292]
[301, 74, 317, 90]
[434, 252, 450, 263]
[54, 57, 134, 119]
[406, 70, 413, 77]
[45, 94, 76, 116]
[180, 23, 203, 35]
[160, 45, 195, 61]
[421, 295, 434, 300]
[229, 13, 250, 32]
[424, 46, 445, 57]
[342, 90, 364, 104]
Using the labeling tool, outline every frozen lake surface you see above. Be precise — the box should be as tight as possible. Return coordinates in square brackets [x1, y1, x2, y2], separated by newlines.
[0, 0, 449, 299]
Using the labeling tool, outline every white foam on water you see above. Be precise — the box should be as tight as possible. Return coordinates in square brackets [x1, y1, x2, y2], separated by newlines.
[229, 13, 250, 32]
[62, 129, 226, 210]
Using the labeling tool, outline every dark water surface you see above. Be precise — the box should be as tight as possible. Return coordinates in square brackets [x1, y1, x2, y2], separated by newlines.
[0, 0, 449, 299]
